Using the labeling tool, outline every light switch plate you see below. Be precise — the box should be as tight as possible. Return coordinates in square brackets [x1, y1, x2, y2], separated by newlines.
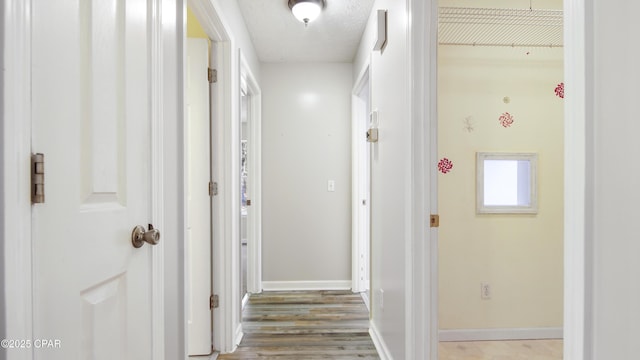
[328, 180, 335, 192]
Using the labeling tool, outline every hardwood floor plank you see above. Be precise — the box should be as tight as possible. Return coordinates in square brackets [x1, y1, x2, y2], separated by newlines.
[218, 290, 379, 360]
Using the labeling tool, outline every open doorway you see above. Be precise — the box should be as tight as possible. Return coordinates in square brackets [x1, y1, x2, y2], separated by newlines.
[352, 64, 372, 309]
[436, 2, 564, 359]
[186, 0, 261, 353]
[239, 54, 262, 303]
[240, 87, 249, 306]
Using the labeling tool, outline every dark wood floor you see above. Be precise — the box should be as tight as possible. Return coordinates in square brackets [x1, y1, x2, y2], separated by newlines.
[218, 290, 380, 359]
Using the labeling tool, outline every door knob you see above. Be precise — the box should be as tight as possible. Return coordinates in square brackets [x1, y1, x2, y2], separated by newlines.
[132, 224, 161, 248]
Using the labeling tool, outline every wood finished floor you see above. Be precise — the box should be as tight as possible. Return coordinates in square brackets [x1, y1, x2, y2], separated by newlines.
[218, 290, 379, 360]
[217, 290, 562, 359]
[438, 339, 563, 360]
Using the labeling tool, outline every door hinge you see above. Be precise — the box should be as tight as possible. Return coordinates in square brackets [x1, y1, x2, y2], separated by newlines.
[208, 68, 217, 83]
[430, 214, 440, 228]
[209, 181, 218, 196]
[366, 128, 379, 143]
[210, 294, 219, 309]
[31, 153, 45, 204]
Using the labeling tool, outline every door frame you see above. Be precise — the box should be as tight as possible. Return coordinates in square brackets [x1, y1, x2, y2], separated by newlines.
[239, 52, 263, 295]
[3, 1, 33, 358]
[186, 0, 241, 353]
[408, 0, 436, 358]
[2, 0, 166, 358]
[351, 61, 371, 295]
[417, 0, 589, 359]
[562, 0, 589, 358]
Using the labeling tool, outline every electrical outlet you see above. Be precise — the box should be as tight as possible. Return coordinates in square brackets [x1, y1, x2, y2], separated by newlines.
[379, 289, 384, 311]
[481, 283, 491, 300]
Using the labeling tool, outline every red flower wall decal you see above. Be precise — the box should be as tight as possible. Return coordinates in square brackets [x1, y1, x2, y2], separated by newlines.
[555, 82, 565, 98]
[438, 158, 453, 174]
[499, 112, 514, 128]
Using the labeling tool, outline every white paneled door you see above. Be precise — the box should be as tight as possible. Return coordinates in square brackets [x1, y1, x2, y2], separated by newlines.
[31, 0, 161, 359]
[187, 38, 213, 356]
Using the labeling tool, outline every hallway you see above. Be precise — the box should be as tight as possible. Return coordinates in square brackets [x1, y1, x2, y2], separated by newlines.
[218, 291, 379, 359]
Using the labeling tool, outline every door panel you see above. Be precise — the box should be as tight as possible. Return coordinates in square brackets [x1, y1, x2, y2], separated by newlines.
[31, 0, 154, 358]
[79, 0, 126, 206]
[187, 38, 213, 356]
[80, 275, 127, 360]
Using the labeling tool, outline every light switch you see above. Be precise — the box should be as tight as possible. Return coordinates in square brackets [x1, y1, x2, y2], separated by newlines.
[328, 180, 335, 192]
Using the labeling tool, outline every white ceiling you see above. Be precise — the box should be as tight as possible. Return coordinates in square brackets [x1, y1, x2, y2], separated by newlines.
[237, 0, 376, 63]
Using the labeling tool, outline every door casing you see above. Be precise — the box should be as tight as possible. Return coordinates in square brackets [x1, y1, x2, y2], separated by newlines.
[239, 52, 263, 296]
[420, 0, 589, 359]
[351, 61, 372, 297]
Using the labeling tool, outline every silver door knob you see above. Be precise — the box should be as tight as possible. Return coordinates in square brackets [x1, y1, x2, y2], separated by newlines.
[132, 224, 161, 248]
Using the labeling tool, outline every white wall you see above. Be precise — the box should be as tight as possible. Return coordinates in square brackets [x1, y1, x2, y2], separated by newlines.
[261, 63, 352, 285]
[587, 1, 640, 357]
[354, 1, 411, 358]
[210, 0, 260, 82]
[438, 46, 564, 331]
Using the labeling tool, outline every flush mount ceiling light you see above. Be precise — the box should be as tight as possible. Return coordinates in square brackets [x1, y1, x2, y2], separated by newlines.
[288, 0, 326, 27]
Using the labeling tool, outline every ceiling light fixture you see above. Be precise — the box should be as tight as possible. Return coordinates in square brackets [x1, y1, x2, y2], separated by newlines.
[288, 0, 325, 27]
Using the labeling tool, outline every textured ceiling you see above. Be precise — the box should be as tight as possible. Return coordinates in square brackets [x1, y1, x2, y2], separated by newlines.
[238, 0, 376, 63]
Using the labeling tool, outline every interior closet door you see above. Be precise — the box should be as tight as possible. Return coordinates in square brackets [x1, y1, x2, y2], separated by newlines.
[187, 37, 213, 356]
[30, 0, 159, 358]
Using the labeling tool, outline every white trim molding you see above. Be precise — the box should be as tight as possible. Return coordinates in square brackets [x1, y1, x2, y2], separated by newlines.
[351, 61, 371, 294]
[262, 281, 352, 291]
[439, 328, 564, 342]
[3, 0, 34, 359]
[370, 322, 392, 360]
[149, 1, 166, 359]
[212, 38, 238, 354]
[240, 51, 263, 295]
[408, 0, 437, 359]
[234, 323, 244, 349]
[564, 0, 589, 359]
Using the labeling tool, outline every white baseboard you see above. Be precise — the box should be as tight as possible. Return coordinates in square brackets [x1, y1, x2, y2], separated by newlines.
[261, 280, 351, 291]
[193, 353, 218, 360]
[369, 321, 392, 360]
[439, 327, 563, 342]
[360, 291, 370, 311]
[241, 293, 249, 309]
[234, 324, 244, 347]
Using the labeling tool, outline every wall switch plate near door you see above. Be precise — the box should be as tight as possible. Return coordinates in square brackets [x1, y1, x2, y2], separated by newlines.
[328, 180, 335, 192]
